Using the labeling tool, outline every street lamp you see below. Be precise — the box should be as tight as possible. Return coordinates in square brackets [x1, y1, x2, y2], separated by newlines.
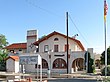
[48, 49, 53, 78]
[72, 34, 78, 39]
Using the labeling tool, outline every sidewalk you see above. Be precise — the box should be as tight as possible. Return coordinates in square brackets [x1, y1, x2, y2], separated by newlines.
[59, 70, 104, 81]
[0, 70, 108, 82]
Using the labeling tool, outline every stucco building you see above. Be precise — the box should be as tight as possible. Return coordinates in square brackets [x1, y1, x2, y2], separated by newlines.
[5, 30, 94, 74]
[6, 56, 19, 73]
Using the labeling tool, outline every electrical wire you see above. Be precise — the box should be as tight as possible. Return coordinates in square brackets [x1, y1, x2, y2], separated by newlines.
[25, 0, 61, 17]
[68, 14, 90, 46]
[25, 0, 89, 47]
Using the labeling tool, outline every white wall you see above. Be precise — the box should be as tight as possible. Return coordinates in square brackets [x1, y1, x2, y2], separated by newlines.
[15, 61, 19, 73]
[25, 64, 36, 73]
[27, 30, 37, 53]
[8, 49, 26, 54]
[6, 58, 19, 73]
[69, 51, 85, 73]
[39, 35, 82, 52]
[6, 59, 15, 72]
[17, 51, 86, 74]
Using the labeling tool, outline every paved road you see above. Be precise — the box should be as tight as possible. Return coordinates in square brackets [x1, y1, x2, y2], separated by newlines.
[48, 78, 101, 82]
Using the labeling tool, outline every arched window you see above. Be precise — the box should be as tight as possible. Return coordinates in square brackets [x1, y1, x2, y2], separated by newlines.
[35, 59, 48, 69]
[53, 58, 66, 69]
[42, 59, 48, 68]
[54, 38, 59, 41]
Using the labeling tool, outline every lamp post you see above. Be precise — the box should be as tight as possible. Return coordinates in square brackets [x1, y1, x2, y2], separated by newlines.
[72, 34, 78, 39]
[48, 50, 53, 78]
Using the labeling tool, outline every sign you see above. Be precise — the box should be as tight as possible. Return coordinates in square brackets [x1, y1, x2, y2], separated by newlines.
[20, 55, 41, 65]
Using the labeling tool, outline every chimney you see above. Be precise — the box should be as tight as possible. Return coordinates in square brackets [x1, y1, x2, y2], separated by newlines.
[27, 30, 38, 53]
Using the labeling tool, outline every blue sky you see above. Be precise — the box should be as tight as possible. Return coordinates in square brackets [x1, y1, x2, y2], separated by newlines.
[0, 0, 110, 54]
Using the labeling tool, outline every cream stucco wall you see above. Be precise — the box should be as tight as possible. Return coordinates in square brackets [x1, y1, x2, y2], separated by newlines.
[35, 51, 86, 74]
[27, 30, 37, 53]
[8, 49, 26, 54]
[39, 35, 82, 52]
[7, 50, 87, 74]
[16, 34, 85, 74]
[6, 59, 15, 72]
[69, 51, 85, 73]
[6, 31, 87, 74]
[6, 59, 19, 73]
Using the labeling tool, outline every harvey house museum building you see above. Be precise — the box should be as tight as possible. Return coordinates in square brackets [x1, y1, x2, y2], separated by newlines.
[5, 30, 94, 74]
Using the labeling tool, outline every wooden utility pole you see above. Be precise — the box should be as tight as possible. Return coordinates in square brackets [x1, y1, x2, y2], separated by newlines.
[66, 12, 69, 74]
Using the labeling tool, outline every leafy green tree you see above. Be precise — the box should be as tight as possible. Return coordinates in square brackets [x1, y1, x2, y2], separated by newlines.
[38, 35, 46, 40]
[0, 34, 8, 48]
[101, 65, 110, 76]
[100, 46, 110, 65]
[0, 34, 8, 71]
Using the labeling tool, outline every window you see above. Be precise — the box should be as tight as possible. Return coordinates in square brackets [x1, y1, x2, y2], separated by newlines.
[19, 49, 22, 51]
[44, 45, 49, 52]
[54, 38, 59, 41]
[53, 58, 67, 69]
[42, 59, 48, 68]
[35, 64, 40, 68]
[65, 44, 69, 52]
[35, 59, 48, 69]
[36, 48, 39, 52]
[10, 50, 14, 53]
[54, 45, 58, 52]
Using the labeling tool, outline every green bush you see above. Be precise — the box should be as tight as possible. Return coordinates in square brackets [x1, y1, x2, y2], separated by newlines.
[84, 52, 94, 73]
[101, 65, 110, 76]
[0, 62, 6, 71]
[92, 65, 96, 73]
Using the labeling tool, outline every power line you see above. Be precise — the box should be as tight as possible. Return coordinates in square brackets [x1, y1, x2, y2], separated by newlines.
[25, 0, 89, 47]
[68, 14, 90, 47]
[25, 0, 61, 17]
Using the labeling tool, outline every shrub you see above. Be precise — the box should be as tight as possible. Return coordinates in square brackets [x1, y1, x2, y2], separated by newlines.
[101, 65, 110, 76]
[85, 52, 94, 73]
[88, 58, 94, 73]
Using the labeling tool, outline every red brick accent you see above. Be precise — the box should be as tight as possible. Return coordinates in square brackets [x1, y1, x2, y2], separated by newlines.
[5, 56, 19, 61]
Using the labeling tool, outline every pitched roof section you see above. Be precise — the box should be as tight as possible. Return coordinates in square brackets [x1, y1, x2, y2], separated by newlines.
[6, 56, 19, 61]
[5, 43, 27, 49]
[33, 31, 85, 51]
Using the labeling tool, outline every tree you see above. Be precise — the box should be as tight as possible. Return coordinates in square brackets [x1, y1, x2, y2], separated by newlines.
[100, 46, 110, 65]
[84, 52, 94, 73]
[0, 34, 8, 71]
[0, 34, 8, 48]
[38, 35, 46, 40]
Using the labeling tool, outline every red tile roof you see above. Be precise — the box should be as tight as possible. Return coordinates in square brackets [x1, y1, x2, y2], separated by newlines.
[6, 56, 19, 61]
[34, 31, 85, 51]
[5, 43, 27, 49]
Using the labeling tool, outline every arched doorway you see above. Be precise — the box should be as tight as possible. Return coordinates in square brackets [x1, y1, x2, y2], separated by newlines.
[35, 59, 48, 69]
[72, 58, 84, 72]
[42, 59, 48, 69]
[53, 58, 67, 69]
